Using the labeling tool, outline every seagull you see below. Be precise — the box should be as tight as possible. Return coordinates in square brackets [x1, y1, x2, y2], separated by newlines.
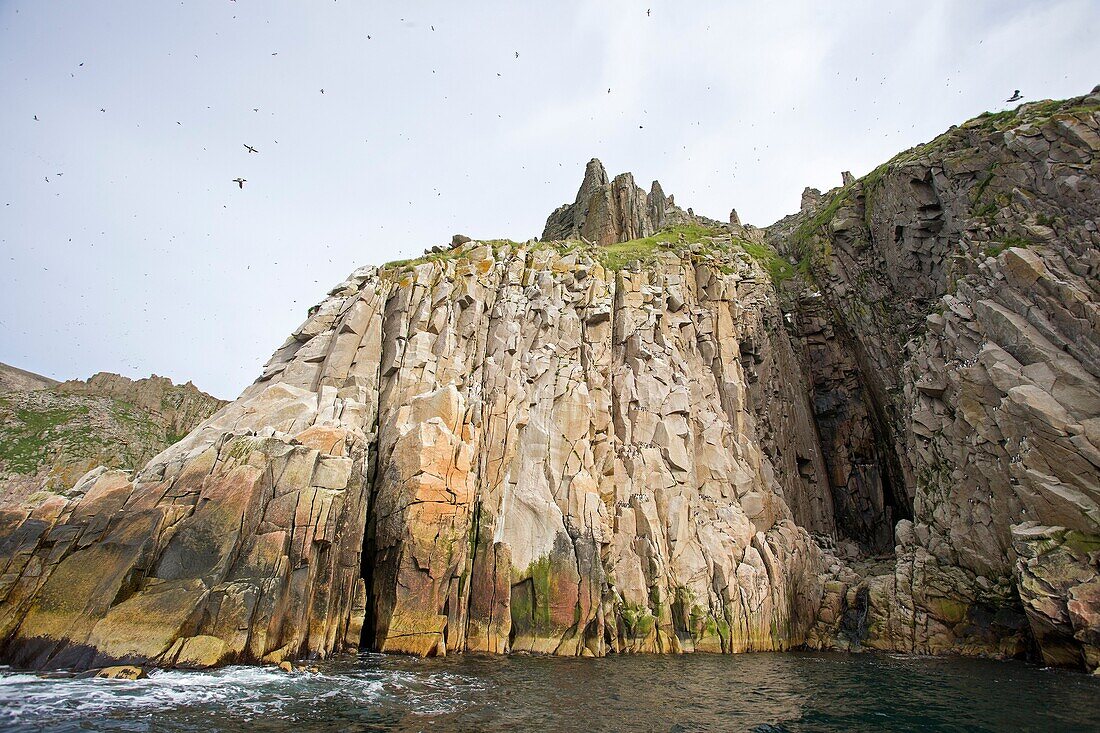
[514, 51, 519, 58]
[232, 178, 246, 189]
[33, 114, 38, 121]
[647, 8, 651, 15]
[244, 144, 258, 153]
[1006, 90, 1023, 103]
[320, 88, 324, 94]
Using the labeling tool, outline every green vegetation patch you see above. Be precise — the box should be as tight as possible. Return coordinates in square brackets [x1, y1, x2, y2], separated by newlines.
[984, 235, 1032, 258]
[0, 398, 97, 474]
[384, 238, 522, 270]
[596, 224, 721, 270]
[736, 239, 796, 284]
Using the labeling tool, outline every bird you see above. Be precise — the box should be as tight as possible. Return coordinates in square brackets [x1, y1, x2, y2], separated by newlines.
[100, 108, 105, 112]
[244, 144, 258, 153]
[232, 178, 246, 189]
[1006, 90, 1023, 103]
[320, 88, 325, 94]
[33, 114, 38, 121]
[514, 51, 519, 58]
[647, 8, 651, 15]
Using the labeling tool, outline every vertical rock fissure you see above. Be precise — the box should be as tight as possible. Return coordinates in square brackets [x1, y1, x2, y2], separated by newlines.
[357, 289, 393, 653]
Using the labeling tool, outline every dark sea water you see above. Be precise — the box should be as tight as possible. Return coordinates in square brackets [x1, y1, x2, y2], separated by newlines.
[1, 651, 1098, 733]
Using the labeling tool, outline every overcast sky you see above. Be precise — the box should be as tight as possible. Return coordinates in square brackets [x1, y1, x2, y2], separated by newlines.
[1, 1, 1097, 399]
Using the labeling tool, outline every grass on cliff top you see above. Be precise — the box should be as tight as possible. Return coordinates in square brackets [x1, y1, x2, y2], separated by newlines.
[736, 240, 797, 284]
[383, 239, 522, 270]
[596, 224, 720, 270]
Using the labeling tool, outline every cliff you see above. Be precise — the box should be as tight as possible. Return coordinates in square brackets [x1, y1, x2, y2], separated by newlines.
[782, 89, 1100, 669]
[0, 87, 1096, 673]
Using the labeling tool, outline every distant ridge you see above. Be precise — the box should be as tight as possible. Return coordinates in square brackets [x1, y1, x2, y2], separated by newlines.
[0, 362, 59, 393]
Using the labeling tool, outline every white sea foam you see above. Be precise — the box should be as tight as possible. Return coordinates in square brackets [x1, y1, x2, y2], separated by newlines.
[0, 663, 479, 729]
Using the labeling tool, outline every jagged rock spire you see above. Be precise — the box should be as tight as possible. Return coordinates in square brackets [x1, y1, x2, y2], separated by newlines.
[541, 158, 700, 245]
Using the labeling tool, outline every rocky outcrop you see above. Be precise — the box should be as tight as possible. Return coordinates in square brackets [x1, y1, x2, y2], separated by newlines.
[541, 159, 711, 245]
[0, 89, 1096, 673]
[0, 371, 225, 507]
[778, 90, 1100, 669]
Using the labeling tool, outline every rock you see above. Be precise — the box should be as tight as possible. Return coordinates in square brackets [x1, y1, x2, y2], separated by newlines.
[451, 234, 471, 248]
[541, 159, 710, 244]
[95, 666, 147, 680]
[279, 661, 294, 673]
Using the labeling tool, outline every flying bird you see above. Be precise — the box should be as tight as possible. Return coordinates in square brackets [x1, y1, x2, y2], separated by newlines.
[647, 8, 651, 15]
[1006, 90, 1023, 102]
[515, 51, 519, 58]
[244, 144, 258, 153]
[232, 178, 246, 189]
[33, 115, 38, 121]
[320, 88, 325, 94]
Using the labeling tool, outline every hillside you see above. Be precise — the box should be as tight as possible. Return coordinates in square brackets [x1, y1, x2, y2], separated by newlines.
[0, 369, 226, 506]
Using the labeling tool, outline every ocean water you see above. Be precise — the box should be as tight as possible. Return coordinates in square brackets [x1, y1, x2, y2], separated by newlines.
[1, 651, 1097, 733]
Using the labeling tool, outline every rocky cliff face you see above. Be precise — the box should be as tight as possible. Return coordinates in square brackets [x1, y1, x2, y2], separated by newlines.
[0, 237, 834, 669]
[0, 369, 225, 507]
[0, 89, 1096, 673]
[781, 89, 1100, 669]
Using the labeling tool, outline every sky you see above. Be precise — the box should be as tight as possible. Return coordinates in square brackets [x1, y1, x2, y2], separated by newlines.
[1, 1, 1097, 399]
